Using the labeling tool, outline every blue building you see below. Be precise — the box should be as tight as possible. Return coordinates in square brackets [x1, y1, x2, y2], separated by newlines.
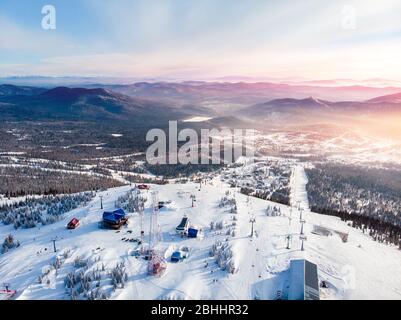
[288, 259, 320, 300]
[102, 208, 127, 229]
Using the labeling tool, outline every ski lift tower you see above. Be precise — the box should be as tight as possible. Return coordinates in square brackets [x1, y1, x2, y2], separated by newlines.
[51, 237, 58, 253]
[190, 194, 196, 207]
[300, 219, 306, 236]
[249, 217, 256, 237]
[287, 206, 293, 249]
[138, 198, 145, 254]
[300, 235, 307, 251]
[286, 234, 292, 249]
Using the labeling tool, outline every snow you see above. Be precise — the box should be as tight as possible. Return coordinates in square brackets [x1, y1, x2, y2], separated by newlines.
[183, 116, 212, 123]
[258, 130, 401, 166]
[288, 164, 401, 299]
[82, 152, 143, 161]
[1, 164, 401, 300]
[62, 143, 106, 149]
[0, 194, 44, 206]
[0, 152, 26, 156]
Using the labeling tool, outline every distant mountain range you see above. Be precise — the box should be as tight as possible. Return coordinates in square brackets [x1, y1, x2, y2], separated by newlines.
[240, 93, 401, 122]
[99, 81, 401, 104]
[367, 92, 401, 104]
[3, 77, 401, 101]
[0, 85, 189, 124]
[0, 84, 46, 96]
[0, 84, 400, 127]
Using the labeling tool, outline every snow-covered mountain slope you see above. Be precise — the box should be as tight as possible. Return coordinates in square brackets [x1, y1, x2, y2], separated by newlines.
[289, 166, 401, 299]
[1, 166, 400, 300]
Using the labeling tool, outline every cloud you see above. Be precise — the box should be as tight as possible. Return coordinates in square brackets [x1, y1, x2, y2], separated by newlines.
[1, 0, 401, 80]
[0, 15, 75, 54]
[1, 39, 400, 81]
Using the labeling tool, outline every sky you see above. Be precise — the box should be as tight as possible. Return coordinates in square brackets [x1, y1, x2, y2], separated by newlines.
[1, 0, 401, 81]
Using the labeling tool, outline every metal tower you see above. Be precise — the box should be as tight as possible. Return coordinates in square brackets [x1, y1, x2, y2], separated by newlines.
[286, 234, 292, 249]
[300, 219, 306, 235]
[148, 191, 160, 255]
[249, 217, 256, 237]
[300, 235, 307, 251]
[147, 190, 167, 277]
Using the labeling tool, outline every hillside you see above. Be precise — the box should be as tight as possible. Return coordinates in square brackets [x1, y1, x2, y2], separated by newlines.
[1, 165, 400, 300]
[0, 84, 45, 96]
[0, 86, 188, 124]
[367, 92, 401, 103]
[238, 95, 401, 125]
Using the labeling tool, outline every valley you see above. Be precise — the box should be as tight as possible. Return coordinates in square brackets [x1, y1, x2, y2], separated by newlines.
[0, 82, 401, 300]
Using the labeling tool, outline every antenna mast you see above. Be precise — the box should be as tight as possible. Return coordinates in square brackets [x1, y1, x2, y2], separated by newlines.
[149, 191, 160, 255]
[147, 190, 167, 277]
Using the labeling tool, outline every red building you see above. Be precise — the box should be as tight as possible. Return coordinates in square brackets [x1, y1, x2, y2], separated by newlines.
[67, 218, 80, 229]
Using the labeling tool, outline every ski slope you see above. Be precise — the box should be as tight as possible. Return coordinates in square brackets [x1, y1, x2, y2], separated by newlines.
[1, 166, 401, 300]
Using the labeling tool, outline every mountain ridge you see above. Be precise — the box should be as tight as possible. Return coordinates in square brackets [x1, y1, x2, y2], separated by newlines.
[0, 86, 188, 124]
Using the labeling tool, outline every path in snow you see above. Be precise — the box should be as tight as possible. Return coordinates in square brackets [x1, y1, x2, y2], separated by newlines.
[2, 164, 401, 300]
[289, 164, 310, 211]
[289, 164, 401, 299]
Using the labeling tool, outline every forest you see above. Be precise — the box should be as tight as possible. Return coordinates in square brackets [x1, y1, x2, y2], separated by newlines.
[0, 192, 94, 229]
[306, 163, 401, 247]
[0, 166, 123, 197]
[145, 163, 222, 178]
